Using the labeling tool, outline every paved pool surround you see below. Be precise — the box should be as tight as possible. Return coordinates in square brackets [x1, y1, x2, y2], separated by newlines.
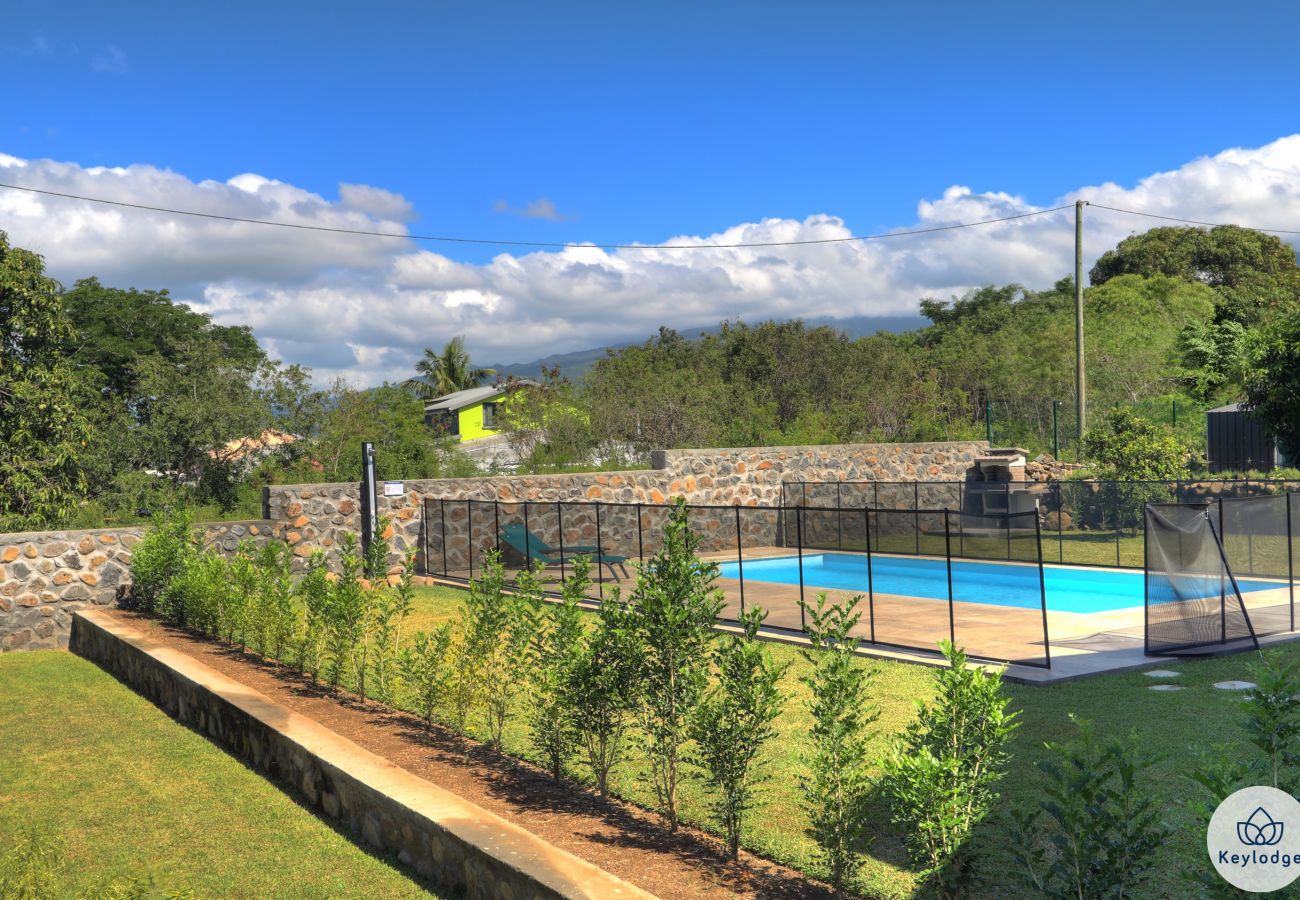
[70, 608, 653, 900]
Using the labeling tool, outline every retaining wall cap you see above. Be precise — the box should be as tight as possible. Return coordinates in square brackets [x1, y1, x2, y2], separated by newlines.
[74, 608, 656, 900]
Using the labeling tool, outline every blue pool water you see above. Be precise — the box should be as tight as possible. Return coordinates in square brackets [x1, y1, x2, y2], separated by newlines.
[717, 553, 1278, 613]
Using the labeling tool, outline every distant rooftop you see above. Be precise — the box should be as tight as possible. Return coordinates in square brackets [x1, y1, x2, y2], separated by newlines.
[423, 381, 535, 412]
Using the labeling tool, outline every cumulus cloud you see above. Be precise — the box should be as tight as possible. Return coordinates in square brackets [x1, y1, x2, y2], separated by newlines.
[493, 196, 576, 221]
[3, 137, 1300, 385]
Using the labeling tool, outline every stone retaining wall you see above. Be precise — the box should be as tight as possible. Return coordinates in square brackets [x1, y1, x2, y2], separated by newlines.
[0, 520, 274, 652]
[70, 609, 654, 900]
[268, 441, 984, 575]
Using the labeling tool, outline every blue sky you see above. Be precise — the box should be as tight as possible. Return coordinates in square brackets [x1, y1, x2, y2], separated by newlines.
[4, 1, 1300, 381]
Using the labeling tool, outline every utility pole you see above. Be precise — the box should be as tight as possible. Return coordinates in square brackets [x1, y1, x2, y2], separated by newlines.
[1074, 200, 1086, 460]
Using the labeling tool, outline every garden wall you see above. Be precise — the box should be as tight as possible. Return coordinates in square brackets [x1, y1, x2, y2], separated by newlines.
[69, 609, 653, 900]
[267, 441, 985, 574]
[0, 520, 275, 652]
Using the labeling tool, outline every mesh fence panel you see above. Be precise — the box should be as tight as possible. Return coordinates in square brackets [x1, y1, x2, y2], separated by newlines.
[950, 511, 1048, 667]
[1217, 495, 1294, 637]
[1145, 503, 1258, 655]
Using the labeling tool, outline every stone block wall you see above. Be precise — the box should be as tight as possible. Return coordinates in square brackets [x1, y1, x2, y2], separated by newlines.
[0, 520, 274, 652]
[266, 441, 985, 576]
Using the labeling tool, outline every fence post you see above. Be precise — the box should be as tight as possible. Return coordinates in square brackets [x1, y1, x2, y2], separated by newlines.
[796, 506, 806, 630]
[439, 500, 448, 577]
[466, 499, 474, 581]
[523, 501, 532, 570]
[494, 500, 501, 557]
[1036, 512, 1051, 669]
[836, 480, 843, 550]
[914, 481, 920, 555]
[735, 504, 745, 616]
[557, 501, 566, 582]
[1056, 482, 1065, 564]
[865, 506, 875, 643]
[636, 501, 644, 562]
[944, 509, 955, 646]
[1143, 506, 1150, 655]
[1289, 492, 1295, 633]
[595, 502, 604, 602]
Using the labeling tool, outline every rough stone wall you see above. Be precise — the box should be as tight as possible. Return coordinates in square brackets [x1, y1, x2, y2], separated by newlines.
[0, 520, 274, 652]
[265, 441, 984, 576]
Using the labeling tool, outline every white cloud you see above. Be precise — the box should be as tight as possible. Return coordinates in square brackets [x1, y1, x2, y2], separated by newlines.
[493, 196, 576, 221]
[3, 137, 1300, 385]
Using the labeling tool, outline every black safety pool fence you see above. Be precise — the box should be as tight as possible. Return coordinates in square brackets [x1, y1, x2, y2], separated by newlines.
[422, 497, 1051, 669]
[782, 478, 1300, 570]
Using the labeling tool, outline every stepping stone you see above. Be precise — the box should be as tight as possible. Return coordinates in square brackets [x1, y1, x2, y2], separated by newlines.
[1144, 669, 1180, 678]
[1214, 680, 1257, 691]
[1149, 684, 1184, 691]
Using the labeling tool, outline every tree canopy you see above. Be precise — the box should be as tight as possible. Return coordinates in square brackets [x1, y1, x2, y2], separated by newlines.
[405, 336, 496, 400]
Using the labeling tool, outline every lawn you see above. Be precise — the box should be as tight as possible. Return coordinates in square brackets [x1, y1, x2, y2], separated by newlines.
[0, 651, 449, 899]
[406, 582, 1279, 899]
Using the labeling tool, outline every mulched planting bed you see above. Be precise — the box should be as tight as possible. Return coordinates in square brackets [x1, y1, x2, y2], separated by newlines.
[103, 609, 834, 900]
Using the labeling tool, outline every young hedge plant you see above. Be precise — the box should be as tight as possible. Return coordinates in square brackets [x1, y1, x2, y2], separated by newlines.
[689, 606, 787, 859]
[798, 593, 877, 899]
[880, 641, 1019, 899]
[630, 498, 724, 831]
[529, 558, 589, 781]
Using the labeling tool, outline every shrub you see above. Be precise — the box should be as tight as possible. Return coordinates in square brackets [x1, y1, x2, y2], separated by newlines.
[363, 514, 392, 580]
[1006, 716, 1169, 899]
[568, 588, 642, 797]
[222, 540, 258, 649]
[880, 641, 1019, 898]
[253, 540, 298, 660]
[482, 561, 544, 751]
[400, 624, 454, 724]
[125, 510, 196, 614]
[324, 533, 369, 691]
[446, 550, 511, 736]
[798, 593, 876, 898]
[629, 498, 724, 831]
[168, 550, 231, 637]
[296, 551, 330, 679]
[529, 558, 590, 781]
[368, 547, 417, 705]
[688, 606, 787, 859]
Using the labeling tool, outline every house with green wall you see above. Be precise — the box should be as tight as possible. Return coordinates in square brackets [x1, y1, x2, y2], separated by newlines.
[423, 384, 521, 442]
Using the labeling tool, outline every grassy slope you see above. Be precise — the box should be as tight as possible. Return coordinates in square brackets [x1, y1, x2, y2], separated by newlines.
[0, 651, 446, 899]
[407, 583, 1275, 899]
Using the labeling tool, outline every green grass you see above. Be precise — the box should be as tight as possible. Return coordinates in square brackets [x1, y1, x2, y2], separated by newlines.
[0, 651, 449, 899]
[403, 583, 1281, 899]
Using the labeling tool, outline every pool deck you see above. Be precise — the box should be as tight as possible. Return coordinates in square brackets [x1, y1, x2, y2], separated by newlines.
[443, 546, 1299, 685]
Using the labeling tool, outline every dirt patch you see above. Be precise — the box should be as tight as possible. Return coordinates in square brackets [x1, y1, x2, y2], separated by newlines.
[102, 609, 832, 899]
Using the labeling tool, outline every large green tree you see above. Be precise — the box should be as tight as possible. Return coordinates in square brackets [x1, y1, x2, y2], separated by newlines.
[405, 336, 495, 399]
[1244, 307, 1300, 460]
[1089, 225, 1300, 324]
[0, 232, 91, 528]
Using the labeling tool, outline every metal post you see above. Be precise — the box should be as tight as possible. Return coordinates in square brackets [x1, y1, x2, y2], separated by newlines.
[557, 501, 566, 582]
[1052, 399, 1060, 459]
[636, 501, 644, 562]
[1036, 513, 1051, 669]
[796, 507, 806, 630]
[836, 479, 843, 550]
[1172, 399, 1179, 428]
[466, 499, 474, 581]
[1074, 199, 1087, 461]
[735, 505, 745, 615]
[1288, 492, 1295, 633]
[595, 502, 604, 601]
[914, 481, 920, 555]
[944, 509, 955, 646]
[523, 501, 532, 569]
[360, 441, 377, 560]
[1143, 509, 1150, 655]
[494, 500, 501, 557]
[865, 507, 875, 643]
[439, 500, 448, 576]
[1057, 482, 1064, 564]
[985, 399, 993, 444]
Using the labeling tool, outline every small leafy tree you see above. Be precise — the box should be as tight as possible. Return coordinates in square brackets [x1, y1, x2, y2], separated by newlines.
[482, 561, 545, 750]
[369, 547, 417, 704]
[688, 606, 788, 859]
[447, 550, 510, 736]
[255, 540, 298, 660]
[363, 514, 392, 581]
[630, 498, 725, 831]
[529, 558, 590, 780]
[1081, 407, 1189, 531]
[1006, 716, 1169, 899]
[324, 533, 368, 690]
[400, 624, 455, 724]
[880, 641, 1019, 898]
[126, 510, 196, 616]
[568, 588, 643, 797]
[222, 540, 259, 649]
[296, 551, 330, 679]
[798, 593, 876, 898]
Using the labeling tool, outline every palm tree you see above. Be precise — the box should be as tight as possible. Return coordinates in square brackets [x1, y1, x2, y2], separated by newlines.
[405, 336, 496, 399]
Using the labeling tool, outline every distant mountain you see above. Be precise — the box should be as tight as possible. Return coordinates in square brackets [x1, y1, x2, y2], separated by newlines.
[486, 313, 927, 381]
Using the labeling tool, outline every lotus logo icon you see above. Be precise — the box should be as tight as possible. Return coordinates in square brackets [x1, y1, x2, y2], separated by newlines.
[1238, 806, 1285, 846]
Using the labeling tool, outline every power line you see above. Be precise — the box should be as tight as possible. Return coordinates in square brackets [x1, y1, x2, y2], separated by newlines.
[1088, 202, 1300, 236]
[0, 181, 1071, 250]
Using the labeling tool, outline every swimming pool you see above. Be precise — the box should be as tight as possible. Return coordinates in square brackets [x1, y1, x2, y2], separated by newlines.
[717, 553, 1278, 614]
